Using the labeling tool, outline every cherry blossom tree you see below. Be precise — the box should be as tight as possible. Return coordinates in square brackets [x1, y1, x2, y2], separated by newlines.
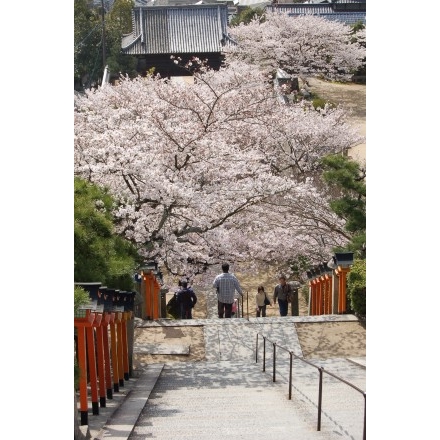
[225, 12, 366, 81]
[74, 60, 363, 279]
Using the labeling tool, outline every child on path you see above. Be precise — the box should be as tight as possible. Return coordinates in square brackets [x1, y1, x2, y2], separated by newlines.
[255, 285, 271, 317]
[231, 298, 238, 317]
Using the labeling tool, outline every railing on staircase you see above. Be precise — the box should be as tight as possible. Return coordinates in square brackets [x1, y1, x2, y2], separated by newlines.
[256, 333, 366, 440]
[238, 291, 249, 319]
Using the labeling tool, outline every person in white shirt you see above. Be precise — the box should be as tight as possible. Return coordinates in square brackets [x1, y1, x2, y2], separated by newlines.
[213, 263, 243, 318]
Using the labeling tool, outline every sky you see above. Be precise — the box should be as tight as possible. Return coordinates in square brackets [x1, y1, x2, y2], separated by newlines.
[1, 1, 439, 437]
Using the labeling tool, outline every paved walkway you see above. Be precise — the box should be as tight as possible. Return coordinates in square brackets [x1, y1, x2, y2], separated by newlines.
[130, 361, 345, 440]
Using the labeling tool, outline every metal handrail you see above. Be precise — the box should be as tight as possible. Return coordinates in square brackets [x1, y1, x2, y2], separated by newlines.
[256, 333, 366, 440]
[238, 291, 249, 319]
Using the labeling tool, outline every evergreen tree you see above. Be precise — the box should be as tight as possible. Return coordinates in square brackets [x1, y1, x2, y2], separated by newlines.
[74, 0, 102, 89]
[74, 177, 140, 289]
[230, 7, 265, 27]
[105, 0, 138, 80]
[321, 154, 366, 258]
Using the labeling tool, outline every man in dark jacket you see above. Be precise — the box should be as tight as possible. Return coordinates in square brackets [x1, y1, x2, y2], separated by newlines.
[176, 280, 197, 319]
[273, 274, 292, 317]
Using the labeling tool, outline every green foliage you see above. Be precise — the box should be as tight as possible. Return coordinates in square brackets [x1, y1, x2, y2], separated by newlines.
[105, 0, 138, 79]
[106, 41, 138, 79]
[74, 0, 103, 88]
[312, 98, 327, 110]
[321, 154, 366, 257]
[107, 0, 133, 33]
[74, 0, 138, 89]
[312, 97, 336, 110]
[230, 7, 265, 27]
[288, 255, 311, 282]
[350, 21, 365, 36]
[308, 92, 335, 110]
[74, 286, 90, 314]
[347, 259, 366, 318]
[74, 177, 140, 290]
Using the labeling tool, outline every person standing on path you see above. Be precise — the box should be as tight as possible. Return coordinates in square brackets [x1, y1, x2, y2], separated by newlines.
[176, 280, 197, 319]
[213, 263, 243, 318]
[255, 285, 271, 317]
[273, 274, 292, 317]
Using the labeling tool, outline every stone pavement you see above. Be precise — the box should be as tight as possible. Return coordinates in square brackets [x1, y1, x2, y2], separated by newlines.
[130, 360, 347, 440]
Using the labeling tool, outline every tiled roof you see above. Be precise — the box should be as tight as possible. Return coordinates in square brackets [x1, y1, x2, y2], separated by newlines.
[316, 12, 366, 25]
[334, 0, 365, 3]
[235, 0, 270, 6]
[270, 4, 334, 14]
[135, 0, 217, 5]
[266, 4, 366, 25]
[121, 5, 233, 55]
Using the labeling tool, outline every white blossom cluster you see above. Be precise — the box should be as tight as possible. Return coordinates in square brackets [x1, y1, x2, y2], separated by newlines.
[75, 24, 364, 278]
[226, 13, 366, 81]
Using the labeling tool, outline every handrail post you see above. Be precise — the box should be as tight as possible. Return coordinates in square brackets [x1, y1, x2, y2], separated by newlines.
[263, 337, 266, 372]
[246, 291, 249, 319]
[273, 343, 276, 382]
[317, 367, 323, 431]
[289, 351, 293, 400]
[256, 332, 365, 438]
[255, 334, 258, 363]
[363, 392, 366, 440]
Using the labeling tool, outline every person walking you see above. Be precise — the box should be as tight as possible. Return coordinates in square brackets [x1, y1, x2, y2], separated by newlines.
[213, 263, 243, 318]
[176, 280, 197, 319]
[273, 274, 292, 317]
[255, 285, 271, 317]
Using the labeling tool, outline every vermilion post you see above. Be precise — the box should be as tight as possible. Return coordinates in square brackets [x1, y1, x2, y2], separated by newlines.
[110, 318, 119, 392]
[340, 269, 348, 313]
[102, 312, 113, 399]
[94, 313, 106, 407]
[116, 312, 124, 387]
[320, 276, 326, 315]
[326, 275, 333, 315]
[153, 279, 160, 319]
[310, 281, 316, 315]
[316, 278, 322, 315]
[122, 312, 130, 381]
[76, 325, 88, 425]
[86, 321, 99, 415]
[144, 274, 151, 319]
[324, 275, 332, 314]
[337, 267, 344, 314]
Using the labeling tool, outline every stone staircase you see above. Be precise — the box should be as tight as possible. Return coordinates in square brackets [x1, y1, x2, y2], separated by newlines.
[95, 316, 365, 440]
[94, 291, 365, 440]
[129, 360, 351, 440]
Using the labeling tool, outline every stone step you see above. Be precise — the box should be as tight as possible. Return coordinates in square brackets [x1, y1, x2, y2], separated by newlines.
[96, 364, 165, 440]
[128, 360, 356, 440]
